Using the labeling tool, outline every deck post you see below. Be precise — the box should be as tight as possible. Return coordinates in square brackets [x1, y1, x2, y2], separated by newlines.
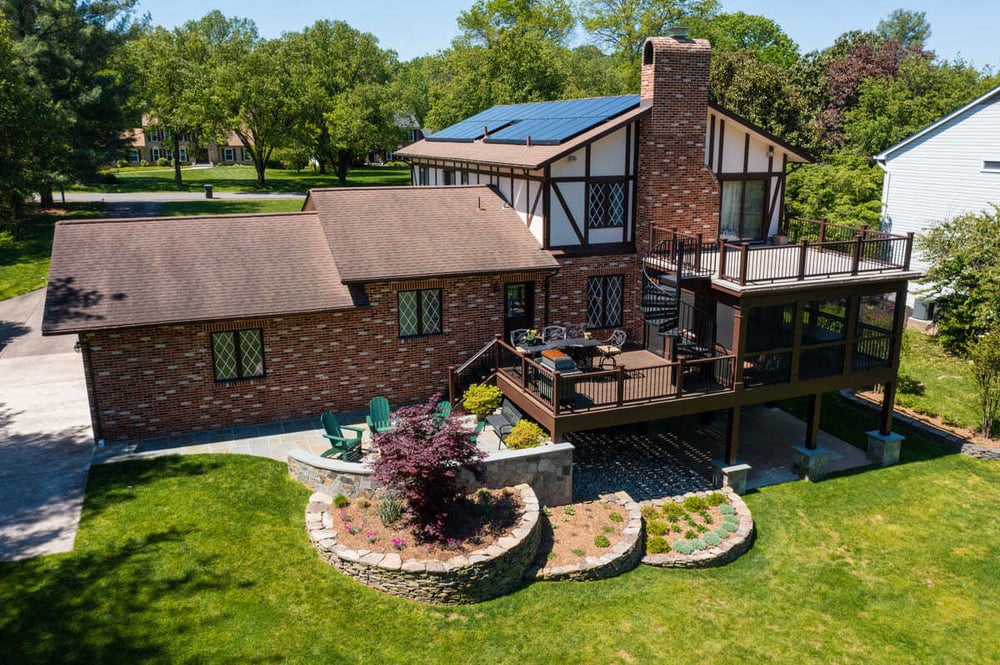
[448, 365, 457, 405]
[718, 242, 728, 278]
[797, 239, 808, 280]
[552, 370, 561, 415]
[493, 334, 502, 373]
[851, 234, 863, 275]
[879, 380, 896, 435]
[805, 393, 822, 449]
[739, 244, 749, 286]
[903, 232, 914, 270]
[724, 406, 741, 465]
[677, 358, 686, 396]
[819, 218, 827, 243]
[694, 233, 703, 272]
[616, 367, 625, 407]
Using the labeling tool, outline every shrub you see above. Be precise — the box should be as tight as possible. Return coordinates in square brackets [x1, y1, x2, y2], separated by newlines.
[684, 529, 697, 539]
[641, 505, 660, 521]
[720, 504, 736, 516]
[663, 503, 686, 521]
[572, 548, 585, 557]
[705, 492, 726, 506]
[156, 157, 170, 167]
[371, 395, 486, 541]
[602, 526, 615, 534]
[462, 383, 502, 418]
[646, 520, 669, 536]
[563, 505, 576, 515]
[703, 532, 722, 546]
[713, 528, 730, 540]
[673, 539, 695, 555]
[376, 494, 404, 527]
[332, 494, 350, 509]
[115, 158, 129, 169]
[683, 496, 707, 511]
[721, 521, 739, 534]
[608, 511, 623, 523]
[505, 420, 546, 449]
[690, 538, 707, 551]
[722, 515, 739, 527]
[672, 525, 682, 533]
[593, 534, 611, 548]
[140, 159, 149, 167]
[695, 524, 708, 533]
[646, 536, 671, 554]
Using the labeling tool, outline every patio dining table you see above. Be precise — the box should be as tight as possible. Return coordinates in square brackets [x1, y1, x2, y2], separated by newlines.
[516, 337, 601, 365]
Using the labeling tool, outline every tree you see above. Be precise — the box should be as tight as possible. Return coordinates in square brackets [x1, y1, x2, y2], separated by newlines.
[2, 0, 143, 204]
[877, 8, 931, 50]
[0, 24, 34, 232]
[580, 0, 719, 88]
[694, 11, 799, 68]
[281, 20, 398, 181]
[784, 151, 884, 228]
[129, 24, 213, 188]
[918, 205, 1000, 352]
[370, 396, 486, 541]
[458, 0, 575, 47]
[968, 329, 1000, 438]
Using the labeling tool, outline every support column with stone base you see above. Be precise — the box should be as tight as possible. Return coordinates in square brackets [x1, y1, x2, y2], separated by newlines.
[791, 445, 830, 481]
[712, 460, 752, 495]
[866, 430, 904, 467]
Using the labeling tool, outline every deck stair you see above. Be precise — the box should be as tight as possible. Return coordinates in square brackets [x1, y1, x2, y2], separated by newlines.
[642, 236, 719, 360]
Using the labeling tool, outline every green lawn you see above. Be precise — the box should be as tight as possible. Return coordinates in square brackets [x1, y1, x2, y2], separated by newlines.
[74, 165, 411, 193]
[1, 415, 996, 664]
[894, 329, 982, 431]
[0, 204, 102, 300]
[157, 199, 305, 216]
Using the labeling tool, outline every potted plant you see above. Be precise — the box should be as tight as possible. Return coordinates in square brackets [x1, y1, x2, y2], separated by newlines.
[462, 383, 502, 419]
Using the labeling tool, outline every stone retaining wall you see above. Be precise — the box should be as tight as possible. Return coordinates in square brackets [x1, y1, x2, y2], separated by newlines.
[459, 443, 574, 506]
[287, 450, 378, 497]
[527, 491, 645, 582]
[641, 489, 755, 568]
[289, 442, 574, 506]
[306, 484, 541, 605]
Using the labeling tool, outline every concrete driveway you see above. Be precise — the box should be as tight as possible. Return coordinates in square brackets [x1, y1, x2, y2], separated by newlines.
[0, 289, 92, 562]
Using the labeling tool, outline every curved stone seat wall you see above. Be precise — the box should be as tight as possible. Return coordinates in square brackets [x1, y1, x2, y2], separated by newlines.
[641, 489, 755, 568]
[306, 484, 541, 605]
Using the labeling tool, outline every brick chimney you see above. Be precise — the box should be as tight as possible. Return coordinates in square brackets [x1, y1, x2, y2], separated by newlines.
[636, 32, 721, 250]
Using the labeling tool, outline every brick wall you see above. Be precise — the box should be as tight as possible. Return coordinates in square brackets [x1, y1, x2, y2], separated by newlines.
[83, 272, 549, 442]
[547, 253, 643, 342]
[636, 36, 720, 254]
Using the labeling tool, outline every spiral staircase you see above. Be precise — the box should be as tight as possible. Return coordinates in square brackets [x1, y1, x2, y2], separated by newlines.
[641, 236, 720, 361]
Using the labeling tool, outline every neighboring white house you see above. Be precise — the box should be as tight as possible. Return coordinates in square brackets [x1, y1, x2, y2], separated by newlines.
[874, 84, 1000, 318]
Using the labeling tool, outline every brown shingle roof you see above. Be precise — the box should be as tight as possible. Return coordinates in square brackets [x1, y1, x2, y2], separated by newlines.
[396, 104, 650, 169]
[306, 186, 559, 283]
[43, 212, 355, 334]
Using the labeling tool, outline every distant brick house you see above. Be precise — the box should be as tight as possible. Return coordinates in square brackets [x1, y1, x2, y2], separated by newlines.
[45, 34, 917, 476]
[123, 121, 253, 166]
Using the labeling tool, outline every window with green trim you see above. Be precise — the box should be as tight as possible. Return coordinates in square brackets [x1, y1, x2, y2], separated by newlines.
[211, 329, 265, 381]
[398, 289, 442, 337]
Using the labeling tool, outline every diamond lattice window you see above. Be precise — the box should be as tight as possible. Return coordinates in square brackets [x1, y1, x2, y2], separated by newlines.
[211, 329, 265, 382]
[587, 275, 624, 328]
[588, 181, 626, 228]
[398, 289, 442, 337]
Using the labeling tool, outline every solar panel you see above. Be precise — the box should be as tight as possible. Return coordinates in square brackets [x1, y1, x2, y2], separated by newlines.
[426, 95, 640, 145]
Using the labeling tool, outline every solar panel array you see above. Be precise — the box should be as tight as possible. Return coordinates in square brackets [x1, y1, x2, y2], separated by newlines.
[425, 95, 640, 146]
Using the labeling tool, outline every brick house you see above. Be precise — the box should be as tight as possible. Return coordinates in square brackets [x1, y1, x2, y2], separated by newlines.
[45, 34, 918, 476]
[123, 121, 254, 166]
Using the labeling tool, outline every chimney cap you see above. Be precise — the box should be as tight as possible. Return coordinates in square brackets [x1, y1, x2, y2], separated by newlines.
[665, 26, 690, 39]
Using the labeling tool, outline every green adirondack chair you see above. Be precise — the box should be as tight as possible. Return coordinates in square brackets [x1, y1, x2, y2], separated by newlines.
[366, 396, 392, 434]
[320, 412, 364, 461]
[432, 400, 452, 423]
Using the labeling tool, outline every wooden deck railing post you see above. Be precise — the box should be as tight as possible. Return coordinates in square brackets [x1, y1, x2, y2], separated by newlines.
[448, 365, 457, 404]
[616, 367, 625, 406]
[851, 234, 863, 275]
[493, 334, 502, 373]
[797, 240, 808, 281]
[694, 233, 703, 272]
[904, 232, 914, 270]
[718, 242, 728, 278]
[819, 219, 827, 243]
[552, 370, 561, 415]
[677, 358, 686, 397]
[520, 356, 528, 389]
[739, 243, 749, 286]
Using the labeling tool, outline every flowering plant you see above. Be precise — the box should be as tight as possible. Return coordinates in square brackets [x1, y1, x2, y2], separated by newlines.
[391, 537, 406, 551]
[524, 329, 540, 343]
[445, 538, 463, 551]
[366, 530, 379, 544]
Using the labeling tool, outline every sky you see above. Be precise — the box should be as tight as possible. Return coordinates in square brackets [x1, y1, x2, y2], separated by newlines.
[133, 0, 1000, 70]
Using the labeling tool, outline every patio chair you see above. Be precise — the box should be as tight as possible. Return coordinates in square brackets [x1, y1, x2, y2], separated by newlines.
[320, 412, 365, 461]
[432, 400, 452, 423]
[510, 328, 528, 346]
[596, 329, 627, 368]
[541, 325, 566, 342]
[564, 323, 586, 340]
[468, 419, 486, 445]
[366, 396, 393, 434]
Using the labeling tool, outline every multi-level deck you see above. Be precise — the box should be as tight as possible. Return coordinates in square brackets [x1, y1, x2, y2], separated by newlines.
[450, 219, 920, 460]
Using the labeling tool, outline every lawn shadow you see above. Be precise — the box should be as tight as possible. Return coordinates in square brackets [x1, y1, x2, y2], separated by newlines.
[0, 525, 241, 664]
